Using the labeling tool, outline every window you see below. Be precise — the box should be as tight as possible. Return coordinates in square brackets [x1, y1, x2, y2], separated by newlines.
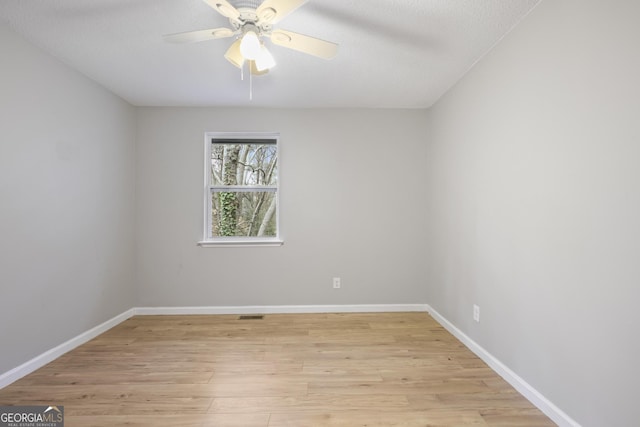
[199, 132, 281, 246]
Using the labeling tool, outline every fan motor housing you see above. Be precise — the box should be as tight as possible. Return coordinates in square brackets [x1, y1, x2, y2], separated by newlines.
[231, 7, 273, 35]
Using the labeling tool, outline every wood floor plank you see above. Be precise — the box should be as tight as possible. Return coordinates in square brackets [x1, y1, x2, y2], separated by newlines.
[480, 408, 556, 426]
[267, 410, 488, 427]
[308, 378, 492, 396]
[208, 394, 411, 413]
[0, 312, 556, 426]
[68, 413, 270, 427]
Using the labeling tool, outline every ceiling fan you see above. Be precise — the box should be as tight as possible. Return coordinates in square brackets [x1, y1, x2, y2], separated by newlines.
[163, 0, 338, 75]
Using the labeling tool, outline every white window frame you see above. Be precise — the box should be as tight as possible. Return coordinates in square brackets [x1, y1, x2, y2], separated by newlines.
[198, 132, 283, 247]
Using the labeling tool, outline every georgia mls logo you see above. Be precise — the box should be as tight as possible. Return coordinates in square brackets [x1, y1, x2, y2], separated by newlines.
[0, 405, 64, 427]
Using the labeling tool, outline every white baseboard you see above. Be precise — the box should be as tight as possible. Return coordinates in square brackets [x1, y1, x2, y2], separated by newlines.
[134, 304, 429, 315]
[0, 308, 135, 389]
[425, 305, 580, 427]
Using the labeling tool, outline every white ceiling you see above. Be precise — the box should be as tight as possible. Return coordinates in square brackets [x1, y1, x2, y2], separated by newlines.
[0, 0, 540, 108]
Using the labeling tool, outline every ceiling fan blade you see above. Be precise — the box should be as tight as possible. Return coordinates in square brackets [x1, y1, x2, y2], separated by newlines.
[270, 29, 338, 59]
[202, 0, 240, 21]
[257, 0, 308, 24]
[163, 27, 235, 43]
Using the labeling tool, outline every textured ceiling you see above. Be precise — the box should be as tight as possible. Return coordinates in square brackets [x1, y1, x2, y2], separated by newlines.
[0, 0, 540, 108]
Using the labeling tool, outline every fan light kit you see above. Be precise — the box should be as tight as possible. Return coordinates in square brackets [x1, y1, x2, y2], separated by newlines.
[164, 0, 338, 97]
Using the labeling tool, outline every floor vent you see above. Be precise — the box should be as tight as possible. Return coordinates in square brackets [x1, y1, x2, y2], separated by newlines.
[238, 315, 264, 320]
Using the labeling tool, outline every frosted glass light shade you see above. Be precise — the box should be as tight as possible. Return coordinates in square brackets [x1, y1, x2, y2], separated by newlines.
[224, 39, 244, 68]
[255, 45, 276, 71]
[240, 31, 261, 60]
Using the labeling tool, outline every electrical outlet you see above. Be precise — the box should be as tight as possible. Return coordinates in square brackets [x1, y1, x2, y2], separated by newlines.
[333, 277, 341, 289]
[473, 304, 480, 323]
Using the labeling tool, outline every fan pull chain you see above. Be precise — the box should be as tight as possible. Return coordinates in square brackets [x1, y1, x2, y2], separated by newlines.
[249, 66, 253, 101]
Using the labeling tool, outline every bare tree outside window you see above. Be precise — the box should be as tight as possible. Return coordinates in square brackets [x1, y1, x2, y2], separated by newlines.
[205, 134, 279, 242]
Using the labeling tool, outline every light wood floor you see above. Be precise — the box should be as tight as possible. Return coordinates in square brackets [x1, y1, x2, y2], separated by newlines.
[0, 312, 555, 426]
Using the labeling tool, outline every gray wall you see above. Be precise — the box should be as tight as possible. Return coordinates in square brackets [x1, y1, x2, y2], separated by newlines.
[3, 0, 640, 423]
[0, 24, 137, 374]
[425, 0, 640, 425]
[135, 107, 428, 307]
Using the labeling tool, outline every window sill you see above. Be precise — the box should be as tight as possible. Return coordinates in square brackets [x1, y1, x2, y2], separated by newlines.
[197, 239, 284, 248]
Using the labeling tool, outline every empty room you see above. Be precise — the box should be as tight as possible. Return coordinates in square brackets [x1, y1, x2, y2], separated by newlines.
[0, 0, 638, 426]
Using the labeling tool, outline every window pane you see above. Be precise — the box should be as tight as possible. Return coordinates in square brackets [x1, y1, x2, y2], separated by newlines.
[211, 191, 277, 237]
[210, 143, 277, 186]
